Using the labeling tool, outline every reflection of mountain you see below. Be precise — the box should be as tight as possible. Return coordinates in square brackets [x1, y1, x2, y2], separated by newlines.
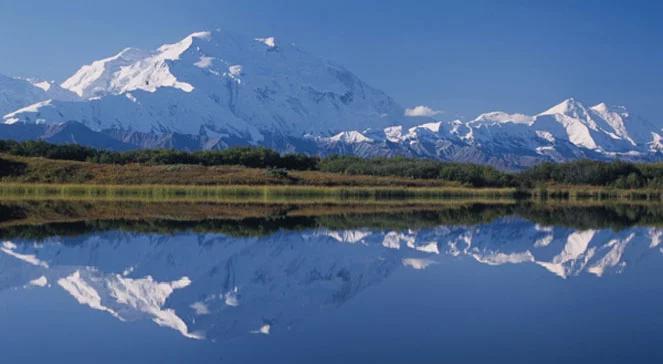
[0, 230, 414, 341]
[318, 217, 663, 279]
[423, 218, 662, 279]
[1, 217, 662, 341]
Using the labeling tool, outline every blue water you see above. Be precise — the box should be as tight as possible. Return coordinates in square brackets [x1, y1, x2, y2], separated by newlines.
[1, 212, 663, 363]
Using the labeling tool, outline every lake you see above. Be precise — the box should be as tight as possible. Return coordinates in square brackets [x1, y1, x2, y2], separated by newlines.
[1, 200, 662, 363]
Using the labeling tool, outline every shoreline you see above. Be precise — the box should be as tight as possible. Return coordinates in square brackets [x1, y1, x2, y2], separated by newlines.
[0, 183, 517, 202]
[1, 182, 663, 202]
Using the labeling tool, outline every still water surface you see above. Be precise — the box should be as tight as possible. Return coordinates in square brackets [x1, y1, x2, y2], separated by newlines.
[1, 202, 662, 363]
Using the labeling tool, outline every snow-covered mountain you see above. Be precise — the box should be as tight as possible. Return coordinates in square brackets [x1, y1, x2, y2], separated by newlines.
[315, 98, 663, 169]
[1, 29, 662, 169]
[0, 74, 78, 116]
[4, 30, 403, 141]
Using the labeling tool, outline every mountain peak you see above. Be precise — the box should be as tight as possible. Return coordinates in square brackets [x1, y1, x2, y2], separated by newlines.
[592, 102, 609, 112]
[156, 31, 212, 61]
[61, 46, 153, 98]
[11, 29, 404, 136]
[60, 29, 265, 99]
[540, 97, 588, 116]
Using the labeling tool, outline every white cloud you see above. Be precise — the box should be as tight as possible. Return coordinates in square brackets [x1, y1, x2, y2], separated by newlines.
[404, 105, 443, 117]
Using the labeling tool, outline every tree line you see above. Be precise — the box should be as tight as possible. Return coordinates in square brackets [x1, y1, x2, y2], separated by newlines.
[0, 140, 318, 170]
[2, 140, 663, 188]
[319, 155, 510, 187]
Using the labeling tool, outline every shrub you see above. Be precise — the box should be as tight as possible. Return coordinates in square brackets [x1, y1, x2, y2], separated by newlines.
[0, 157, 27, 177]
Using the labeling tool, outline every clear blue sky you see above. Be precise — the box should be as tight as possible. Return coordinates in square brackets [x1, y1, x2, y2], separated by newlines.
[0, 0, 661, 120]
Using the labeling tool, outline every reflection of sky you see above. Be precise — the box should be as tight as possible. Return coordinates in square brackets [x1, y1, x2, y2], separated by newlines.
[2, 217, 663, 363]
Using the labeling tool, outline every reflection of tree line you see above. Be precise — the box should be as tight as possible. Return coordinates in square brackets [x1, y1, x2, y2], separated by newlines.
[2, 201, 663, 241]
[514, 204, 663, 230]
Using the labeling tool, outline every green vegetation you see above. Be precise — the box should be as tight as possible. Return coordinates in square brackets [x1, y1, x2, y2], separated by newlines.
[322, 157, 663, 190]
[0, 140, 506, 187]
[0, 157, 26, 177]
[519, 160, 663, 189]
[0, 154, 468, 187]
[0, 140, 318, 170]
[319, 155, 510, 187]
[3, 140, 663, 192]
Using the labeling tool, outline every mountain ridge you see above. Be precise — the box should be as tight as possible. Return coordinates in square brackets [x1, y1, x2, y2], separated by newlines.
[0, 30, 661, 170]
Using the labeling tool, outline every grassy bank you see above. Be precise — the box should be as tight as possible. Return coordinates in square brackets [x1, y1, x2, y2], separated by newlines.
[3, 182, 663, 205]
[0, 153, 517, 202]
[528, 185, 663, 201]
[6, 140, 663, 190]
[0, 153, 462, 187]
[2, 153, 663, 203]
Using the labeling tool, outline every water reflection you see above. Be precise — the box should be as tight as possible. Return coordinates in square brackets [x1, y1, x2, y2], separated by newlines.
[1, 201, 663, 362]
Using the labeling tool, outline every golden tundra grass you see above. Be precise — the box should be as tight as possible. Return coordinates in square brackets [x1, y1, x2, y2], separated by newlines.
[3, 154, 663, 203]
[0, 153, 463, 187]
[0, 154, 519, 202]
[528, 184, 663, 201]
[0, 183, 518, 203]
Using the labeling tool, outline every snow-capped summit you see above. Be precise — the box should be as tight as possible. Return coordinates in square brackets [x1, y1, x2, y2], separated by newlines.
[329, 130, 373, 144]
[539, 97, 589, 117]
[533, 98, 659, 151]
[61, 31, 218, 99]
[61, 47, 154, 98]
[589, 102, 658, 146]
[3, 29, 400, 138]
[312, 97, 663, 170]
